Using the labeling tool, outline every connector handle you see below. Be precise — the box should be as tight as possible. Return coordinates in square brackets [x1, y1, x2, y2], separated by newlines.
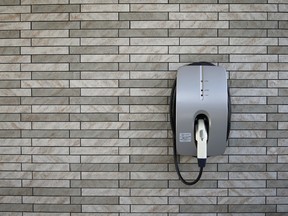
[195, 119, 208, 167]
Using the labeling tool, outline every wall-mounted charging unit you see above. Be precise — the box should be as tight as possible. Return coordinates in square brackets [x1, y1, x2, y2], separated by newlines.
[170, 62, 231, 185]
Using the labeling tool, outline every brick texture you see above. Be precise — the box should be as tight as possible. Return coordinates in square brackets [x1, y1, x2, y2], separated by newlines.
[0, 0, 287, 215]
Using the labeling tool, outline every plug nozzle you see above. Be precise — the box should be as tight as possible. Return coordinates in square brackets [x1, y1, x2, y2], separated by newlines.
[195, 119, 208, 168]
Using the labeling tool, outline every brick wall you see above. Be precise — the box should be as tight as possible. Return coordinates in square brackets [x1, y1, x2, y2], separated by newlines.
[0, 0, 287, 215]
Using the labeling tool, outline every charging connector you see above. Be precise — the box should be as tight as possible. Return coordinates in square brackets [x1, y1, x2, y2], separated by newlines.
[195, 119, 207, 168]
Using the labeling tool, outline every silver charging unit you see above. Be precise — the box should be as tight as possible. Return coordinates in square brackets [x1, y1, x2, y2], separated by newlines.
[170, 62, 231, 185]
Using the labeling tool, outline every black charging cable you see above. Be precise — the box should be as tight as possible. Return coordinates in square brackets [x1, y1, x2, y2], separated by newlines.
[170, 80, 206, 185]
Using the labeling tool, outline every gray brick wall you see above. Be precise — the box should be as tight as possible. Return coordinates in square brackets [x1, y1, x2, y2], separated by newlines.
[0, 0, 287, 215]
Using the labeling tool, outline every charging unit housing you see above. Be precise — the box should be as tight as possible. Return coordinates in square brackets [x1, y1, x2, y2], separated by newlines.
[170, 62, 230, 185]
